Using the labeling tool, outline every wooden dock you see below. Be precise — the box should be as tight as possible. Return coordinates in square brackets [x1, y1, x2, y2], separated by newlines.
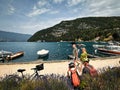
[68, 54, 99, 60]
[6, 51, 24, 60]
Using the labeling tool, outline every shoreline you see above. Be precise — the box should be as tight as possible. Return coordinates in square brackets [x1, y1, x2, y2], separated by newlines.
[0, 56, 120, 78]
[0, 55, 120, 65]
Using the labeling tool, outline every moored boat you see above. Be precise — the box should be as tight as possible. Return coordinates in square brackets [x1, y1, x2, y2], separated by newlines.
[106, 45, 120, 51]
[97, 48, 120, 55]
[93, 44, 105, 48]
[0, 50, 13, 58]
[37, 49, 49, 57]
[93, 42, 120, 56]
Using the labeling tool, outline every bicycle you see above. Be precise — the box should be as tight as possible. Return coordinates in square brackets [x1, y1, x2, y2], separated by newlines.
[3, 63, 44, 83]
[18, 63, 44, 80]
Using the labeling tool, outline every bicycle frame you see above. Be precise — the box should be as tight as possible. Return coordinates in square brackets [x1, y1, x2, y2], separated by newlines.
[17, 63, 44, 80]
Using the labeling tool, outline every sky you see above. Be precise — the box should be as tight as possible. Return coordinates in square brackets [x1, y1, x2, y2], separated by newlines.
[0, 0, 120, 35]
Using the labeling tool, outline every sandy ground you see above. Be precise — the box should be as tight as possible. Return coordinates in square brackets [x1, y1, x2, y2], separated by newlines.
[0, 57, 120, 78]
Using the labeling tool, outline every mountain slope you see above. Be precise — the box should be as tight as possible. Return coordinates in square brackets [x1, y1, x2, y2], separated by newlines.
[0, 31, 32, 42]
[28, 16, 120, 42]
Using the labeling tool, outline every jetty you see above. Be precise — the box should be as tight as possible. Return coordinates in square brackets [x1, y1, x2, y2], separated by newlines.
[68, 54, 99, 60]
[6, 51, 24, 60]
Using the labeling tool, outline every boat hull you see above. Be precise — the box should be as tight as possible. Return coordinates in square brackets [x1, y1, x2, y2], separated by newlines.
[37, 49, 49, 57]
[97, 48, 120, 55]
[38, 53, 49, 57]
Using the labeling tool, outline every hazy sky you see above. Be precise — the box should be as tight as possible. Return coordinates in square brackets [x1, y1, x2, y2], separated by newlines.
[0, 0, 120, 35]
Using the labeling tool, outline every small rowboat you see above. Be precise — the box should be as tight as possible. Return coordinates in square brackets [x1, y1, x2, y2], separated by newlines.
[37, 49, 49, 57]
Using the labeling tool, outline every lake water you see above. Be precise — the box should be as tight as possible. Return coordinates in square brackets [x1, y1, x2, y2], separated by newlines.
[0, 42, 106, 62]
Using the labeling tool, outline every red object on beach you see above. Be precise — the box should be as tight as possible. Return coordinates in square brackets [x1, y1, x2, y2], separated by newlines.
[83, 63, 98, 77]
[86, 65, 98, 76]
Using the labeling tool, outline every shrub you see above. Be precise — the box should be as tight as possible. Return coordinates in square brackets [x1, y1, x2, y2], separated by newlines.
[80, 67, 120, 90]
[0, 74, 69, 90]
[0, 67, 120, 90]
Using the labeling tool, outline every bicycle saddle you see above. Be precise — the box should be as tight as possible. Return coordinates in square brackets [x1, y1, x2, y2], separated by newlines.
[17, 69, 26, 72]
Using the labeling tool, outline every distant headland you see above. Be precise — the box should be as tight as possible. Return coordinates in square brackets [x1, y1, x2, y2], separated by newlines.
[28, 16, 120, 42]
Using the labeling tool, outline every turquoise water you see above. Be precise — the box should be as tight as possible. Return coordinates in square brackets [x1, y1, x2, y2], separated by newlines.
[0, 42, 106, 62]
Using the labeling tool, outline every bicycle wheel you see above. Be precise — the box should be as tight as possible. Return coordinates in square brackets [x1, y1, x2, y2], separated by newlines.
[32, 75, 45, 81]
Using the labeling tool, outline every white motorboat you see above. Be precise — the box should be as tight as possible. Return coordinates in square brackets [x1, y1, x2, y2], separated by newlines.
[94, 42, 120, 55]
[37, 49, 49, 57]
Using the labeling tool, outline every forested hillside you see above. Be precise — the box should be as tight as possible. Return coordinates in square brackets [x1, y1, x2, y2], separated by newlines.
[28, 17, 120, 42]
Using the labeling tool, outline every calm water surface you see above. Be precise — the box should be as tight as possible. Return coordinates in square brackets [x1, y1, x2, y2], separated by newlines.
[0, 42, 106, 62]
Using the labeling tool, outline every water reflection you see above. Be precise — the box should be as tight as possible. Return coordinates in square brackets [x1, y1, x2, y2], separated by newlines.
[38, 54, 49, 60]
